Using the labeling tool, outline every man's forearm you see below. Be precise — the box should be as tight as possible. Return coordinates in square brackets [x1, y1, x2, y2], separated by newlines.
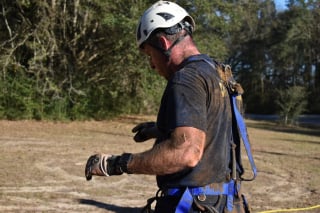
[128, 140, 187, 175]
[128, 127, 205, 175]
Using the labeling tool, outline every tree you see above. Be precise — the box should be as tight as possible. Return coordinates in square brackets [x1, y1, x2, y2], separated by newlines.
[0, 0, 164, 120]
[270, 1, 320, 114]
[275, 86, 308, 125]
[0, 0, 319, 120]
[226, 0, 277, 113]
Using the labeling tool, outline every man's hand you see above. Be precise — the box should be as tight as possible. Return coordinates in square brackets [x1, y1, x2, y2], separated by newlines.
[85, 153, 112, 180]
[132, 121, 161, 142]
[85, 153, 133, 181]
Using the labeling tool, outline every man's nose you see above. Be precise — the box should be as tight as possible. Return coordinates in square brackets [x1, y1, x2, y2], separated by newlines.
[149, 60, 155, 69]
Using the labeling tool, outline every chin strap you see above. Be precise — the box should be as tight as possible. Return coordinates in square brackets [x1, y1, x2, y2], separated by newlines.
[149, 33, 189, 58]
[148, 20, 192, 58]
[163, 33, 189, 57]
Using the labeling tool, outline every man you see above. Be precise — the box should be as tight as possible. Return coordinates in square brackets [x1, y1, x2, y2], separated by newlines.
[85, 1, 244, 212]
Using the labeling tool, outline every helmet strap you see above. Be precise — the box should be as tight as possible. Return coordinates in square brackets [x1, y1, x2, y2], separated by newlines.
[147, 20, 192, 58]
[163, 33, 188, 57]
[148, 33, 188, 58]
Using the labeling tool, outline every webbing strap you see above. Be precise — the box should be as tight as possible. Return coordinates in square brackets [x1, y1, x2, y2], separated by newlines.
[172, 181, 236, 213]
[175, 188, 193, 213]
[197, 57, 257, 180]
[231, 95, 257, 180]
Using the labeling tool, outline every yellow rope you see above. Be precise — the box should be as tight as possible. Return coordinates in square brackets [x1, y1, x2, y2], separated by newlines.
[258, 204, 320, 213]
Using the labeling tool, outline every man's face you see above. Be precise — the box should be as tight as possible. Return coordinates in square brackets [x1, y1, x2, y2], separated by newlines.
[142, 44, 171, 80]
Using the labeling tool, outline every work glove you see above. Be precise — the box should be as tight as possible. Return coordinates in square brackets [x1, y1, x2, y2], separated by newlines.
[85, 153, 132, 181]
[132, 121, 161, 142]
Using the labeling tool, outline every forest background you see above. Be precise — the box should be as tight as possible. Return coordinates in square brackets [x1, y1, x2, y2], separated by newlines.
[0, 0, 319, 122]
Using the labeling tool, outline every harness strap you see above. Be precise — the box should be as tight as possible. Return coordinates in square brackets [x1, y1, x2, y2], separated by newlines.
[231, 95, 257, 180]
[166, 180, 236, 213]
[187, 56, 257, 181]
[175, 188, 193, 213]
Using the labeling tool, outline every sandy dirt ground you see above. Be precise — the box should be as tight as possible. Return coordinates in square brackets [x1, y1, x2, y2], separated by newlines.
[0, 116, 319, 213]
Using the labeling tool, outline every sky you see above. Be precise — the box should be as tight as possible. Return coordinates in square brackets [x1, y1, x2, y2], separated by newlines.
[275, 0, 288, 11]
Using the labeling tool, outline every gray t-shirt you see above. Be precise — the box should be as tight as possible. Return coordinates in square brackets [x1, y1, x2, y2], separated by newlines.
[156, 54, 233, 188]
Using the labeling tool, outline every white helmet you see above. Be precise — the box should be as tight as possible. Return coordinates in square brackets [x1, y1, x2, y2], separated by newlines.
[136, 1, 195, 48]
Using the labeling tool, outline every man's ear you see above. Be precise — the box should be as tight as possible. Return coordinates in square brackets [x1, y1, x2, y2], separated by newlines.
[159, 36, 171, 50]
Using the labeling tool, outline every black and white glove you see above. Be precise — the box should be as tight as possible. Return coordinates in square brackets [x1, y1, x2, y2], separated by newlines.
[132, 121, 161, 142]
[85, 153, 132, 181]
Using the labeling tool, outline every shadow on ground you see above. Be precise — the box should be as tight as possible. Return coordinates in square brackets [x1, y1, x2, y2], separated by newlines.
[78, 199, 143, 213]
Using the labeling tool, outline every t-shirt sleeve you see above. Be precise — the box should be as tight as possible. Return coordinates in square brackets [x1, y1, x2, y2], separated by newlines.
[167, 70, 208, 132]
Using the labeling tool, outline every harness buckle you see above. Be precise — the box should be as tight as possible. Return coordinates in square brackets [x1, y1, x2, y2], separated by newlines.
[197, 194, 206, 202]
